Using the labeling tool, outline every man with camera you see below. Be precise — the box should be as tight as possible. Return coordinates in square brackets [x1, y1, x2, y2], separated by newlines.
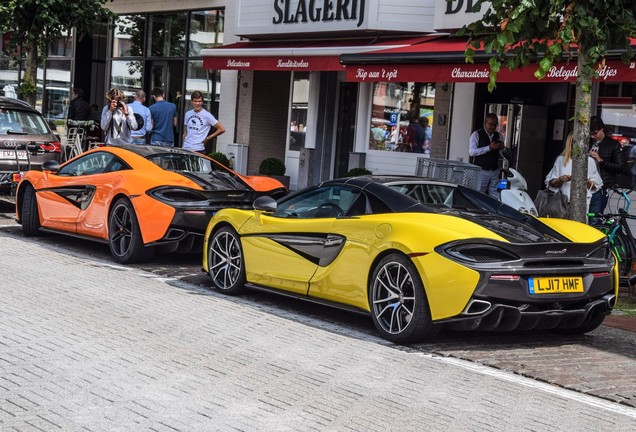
[469, 113, 505, 198]
[100, 87, 137, 145]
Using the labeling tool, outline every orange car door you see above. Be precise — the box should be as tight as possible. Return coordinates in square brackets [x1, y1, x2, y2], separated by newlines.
[35, 174, 82, 233]
[74, 172, 122, 239]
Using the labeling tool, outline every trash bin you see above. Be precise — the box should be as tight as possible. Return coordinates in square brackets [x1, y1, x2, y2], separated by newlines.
[226, 143, 248, 175]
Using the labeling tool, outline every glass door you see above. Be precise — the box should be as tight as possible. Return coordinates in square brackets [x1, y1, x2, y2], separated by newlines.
[285, 72, 310, 191]
[147, 60, 184, 145]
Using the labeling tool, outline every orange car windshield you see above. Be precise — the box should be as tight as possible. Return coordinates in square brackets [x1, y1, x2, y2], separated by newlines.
[147, 153, 221, 173]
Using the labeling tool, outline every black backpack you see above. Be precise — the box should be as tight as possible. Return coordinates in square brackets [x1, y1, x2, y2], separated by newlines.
[131, 113, 144, 131]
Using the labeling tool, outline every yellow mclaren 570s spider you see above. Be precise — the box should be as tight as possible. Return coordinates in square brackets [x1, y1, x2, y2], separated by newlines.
[202, 176, 618, 344]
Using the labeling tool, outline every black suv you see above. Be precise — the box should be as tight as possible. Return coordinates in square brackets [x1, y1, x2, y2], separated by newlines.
[0, 97, 62, 194]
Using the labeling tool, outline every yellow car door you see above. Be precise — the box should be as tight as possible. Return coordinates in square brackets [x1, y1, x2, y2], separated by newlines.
[240, 213, 336, 295]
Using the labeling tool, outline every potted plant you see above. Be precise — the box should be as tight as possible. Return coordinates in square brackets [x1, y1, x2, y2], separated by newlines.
[259, 157, 289, 188]
[345, 167, 372, 177]
[210, 151, 231, 168]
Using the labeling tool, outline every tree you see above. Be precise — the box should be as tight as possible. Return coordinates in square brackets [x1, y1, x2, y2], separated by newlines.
[459, 0, 636, 222]
[0, 1, 114, 106]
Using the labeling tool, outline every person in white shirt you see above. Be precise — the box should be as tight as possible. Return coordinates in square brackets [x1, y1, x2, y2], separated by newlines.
[100, 88, 137, 145]
[182, 90, 225, 154]
[469, 113, 505, 198]
[546, 132, 603, 211]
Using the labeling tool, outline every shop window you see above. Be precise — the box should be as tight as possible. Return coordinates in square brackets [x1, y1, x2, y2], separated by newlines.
[185, 60, 220, 114]
[147, 13, 187, 58]
[44, 59, 71, 122]
[597, 83, 636, 145]
[0, 58, 19, 99]
[47, 31, 73, 57]
[289, 72, 309, 152]
[113, 15, 146, 57]
[189, 10, 224, 56]
[110, 60, 142, 102]
[369, 82, 435, 154]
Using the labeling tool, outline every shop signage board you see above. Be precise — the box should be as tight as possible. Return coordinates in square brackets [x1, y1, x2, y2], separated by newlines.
[433, 0, 492, 32]
[204, 55, 345, 71]
[345, 60, 636, 83]
[235, 0, 436, 36]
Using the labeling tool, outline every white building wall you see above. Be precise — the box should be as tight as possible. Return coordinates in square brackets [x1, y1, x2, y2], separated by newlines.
[448, 83, 476, 163]
[107, 0, 226, 14]
[216, 1, 239, 154]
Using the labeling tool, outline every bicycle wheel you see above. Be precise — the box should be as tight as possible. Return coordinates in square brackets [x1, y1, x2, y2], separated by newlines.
[613, 229, 634, 277]
[592, 223, 632, 276]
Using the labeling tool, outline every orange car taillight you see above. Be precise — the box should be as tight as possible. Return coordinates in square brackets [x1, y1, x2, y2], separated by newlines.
[11, 173, 22, 183]
[41, 141, 62, 153]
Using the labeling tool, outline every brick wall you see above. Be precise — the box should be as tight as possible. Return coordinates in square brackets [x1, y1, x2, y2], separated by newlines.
[245, 71, 291, 175]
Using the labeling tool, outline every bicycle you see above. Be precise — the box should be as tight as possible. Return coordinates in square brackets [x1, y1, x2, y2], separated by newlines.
[588, 186, 636, 279]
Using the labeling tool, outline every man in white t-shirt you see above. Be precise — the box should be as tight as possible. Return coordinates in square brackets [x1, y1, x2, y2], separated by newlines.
[182, 90, 225, 154]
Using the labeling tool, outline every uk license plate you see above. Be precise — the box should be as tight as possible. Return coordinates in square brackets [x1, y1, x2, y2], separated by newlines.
[528, 276, 584, 294]
[0, 149, 27, 160]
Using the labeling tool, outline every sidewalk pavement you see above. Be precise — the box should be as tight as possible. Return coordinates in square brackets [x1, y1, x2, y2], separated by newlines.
[604, 315, 636, 332]
[2, 232, 636, 430]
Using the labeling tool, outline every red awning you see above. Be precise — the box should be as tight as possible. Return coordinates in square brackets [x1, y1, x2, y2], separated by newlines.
[202, 36, 440, 72]
[342, 37, 636, 83]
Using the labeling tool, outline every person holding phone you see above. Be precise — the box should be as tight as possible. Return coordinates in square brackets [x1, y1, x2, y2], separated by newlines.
[100, 87, 137, 145]
[587, 116, 625, 213]
[469, 113, 505, 198]
[546, 132, 602, 212]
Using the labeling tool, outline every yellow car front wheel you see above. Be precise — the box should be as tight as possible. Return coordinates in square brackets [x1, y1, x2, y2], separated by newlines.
[208, 226, 246, 295]
[369, 253, 437, 344]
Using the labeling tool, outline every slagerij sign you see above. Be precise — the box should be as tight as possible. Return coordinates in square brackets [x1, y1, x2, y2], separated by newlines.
[433, 0, 491, 32]
[236, 0, 438, 36]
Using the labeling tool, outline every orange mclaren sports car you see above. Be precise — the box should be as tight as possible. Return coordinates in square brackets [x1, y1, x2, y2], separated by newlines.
[15, 144, 287, 263]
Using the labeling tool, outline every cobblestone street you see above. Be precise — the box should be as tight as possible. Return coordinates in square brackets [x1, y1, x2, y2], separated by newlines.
[1, 227, 636, 430]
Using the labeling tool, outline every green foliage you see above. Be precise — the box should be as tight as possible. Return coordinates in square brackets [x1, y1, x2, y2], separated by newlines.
[18, 79, 37, 98]
[459, 0, 636, 92]
[615, 299, 636, 317]
[0, 1, 114, 52]
[259, 157, 286, 176]
[345, 167, 372, 177]
[210, 151, 230, 168]
[0, 1, 114, 106]
[459, 0, 636, 223]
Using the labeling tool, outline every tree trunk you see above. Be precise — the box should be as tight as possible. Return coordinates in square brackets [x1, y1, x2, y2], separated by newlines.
[570, 49, 594, 223]
[22, 39, 39, 108]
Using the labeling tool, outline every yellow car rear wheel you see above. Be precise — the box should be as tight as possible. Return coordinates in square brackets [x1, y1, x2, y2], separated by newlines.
[369, 253, 437, 344]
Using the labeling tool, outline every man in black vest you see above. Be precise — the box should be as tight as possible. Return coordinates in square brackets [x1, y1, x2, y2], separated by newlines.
[469, 113, 505, 198]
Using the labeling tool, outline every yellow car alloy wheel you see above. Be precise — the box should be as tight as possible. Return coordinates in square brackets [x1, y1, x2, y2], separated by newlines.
[207, 226, 246, 295]
[369, 253, 437, 344]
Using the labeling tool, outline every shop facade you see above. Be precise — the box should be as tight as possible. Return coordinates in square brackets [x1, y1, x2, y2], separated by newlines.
[1, 0, 229, 147]
[203, 0, 449, 190]
[207, 0, 636, 196]
[3, 0, 635, 196]
[341, 32, 636, 197]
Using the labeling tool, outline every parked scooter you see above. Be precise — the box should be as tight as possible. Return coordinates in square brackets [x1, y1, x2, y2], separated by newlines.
[496, 148, 538, 216]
